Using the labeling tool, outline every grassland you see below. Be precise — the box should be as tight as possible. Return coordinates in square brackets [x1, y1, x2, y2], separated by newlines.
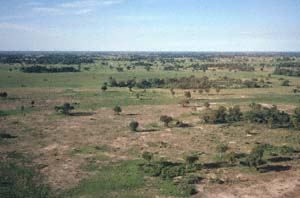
[1, 54, 300, 198]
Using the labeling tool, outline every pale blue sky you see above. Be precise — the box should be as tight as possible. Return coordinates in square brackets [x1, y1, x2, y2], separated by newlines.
[0, 0, 300, 51]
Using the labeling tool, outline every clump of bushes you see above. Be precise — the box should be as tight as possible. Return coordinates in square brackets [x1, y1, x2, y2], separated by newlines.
[202, 105, 242, 124]
[202, 103, 300, 129]
[244, 103, 290, 128]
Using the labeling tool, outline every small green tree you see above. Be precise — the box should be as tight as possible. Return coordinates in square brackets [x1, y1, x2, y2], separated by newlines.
[129, 121, 139, 132]
[113, 105, 122, 115]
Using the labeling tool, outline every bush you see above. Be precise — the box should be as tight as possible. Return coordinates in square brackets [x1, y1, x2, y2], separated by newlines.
[245, 144, 266, 168]
[185, 155, 199, 165]
[142, 151, 153, 162]
[101, 84, 107, 92]
[129, 121, 139, 132]
[113, 105, 122, 115]
[161, 166, 186, 179]
[160, 115, 173, 127]
[203, 106, 227, 124]
[184, 91, 191, 99]
[55, 103, 74, 115]
[204, 101, 210, 108]
[177, 181, 197, 196]
[227, 105, 242, 122]
[291, 106, 300, 129]
[0, 92, 8, 98]
[281, 80, 290, 86]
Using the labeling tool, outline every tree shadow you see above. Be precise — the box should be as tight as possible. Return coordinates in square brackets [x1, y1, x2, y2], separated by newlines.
[70, 112, 95, 116]
[0, 133, 17, 139]
[138, 129, 160, 133]
[126, 113, 139, 116]
[202, 162, 224, 169]
[258, 165, 291, 173]
[235, 153, 247, 159]
[267, 156, 292, 163]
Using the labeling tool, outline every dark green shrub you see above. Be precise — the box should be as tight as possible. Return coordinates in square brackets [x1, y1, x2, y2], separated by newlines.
[0, 92, 8, 98]
[142, 151, 153, 162]
[291, 106, 300, 129]
[101, 84, 107, 92]
[227, 105, 242, 122]
[184, 91, 191, 99]
[204, 101, 210, 108]
[129, 121, 139, 132]
[113, 105, 122, 115]
[177, 181, 197, 196]
[160, 115, 173, 127]
[281, 80, 290, 86]
[185, 155, 199, 165]
[161, 165, 186, 179]
[55, 103, 74, 115]
[245, 144, 266, 168]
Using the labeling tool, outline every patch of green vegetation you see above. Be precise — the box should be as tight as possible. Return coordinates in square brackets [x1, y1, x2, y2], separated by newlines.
[157, 179, 196, 197]
[71, 145, 113, 155]
[0, 162, 51, 198]
[0, 107, 34, 117]
[65, 160, 145, 198]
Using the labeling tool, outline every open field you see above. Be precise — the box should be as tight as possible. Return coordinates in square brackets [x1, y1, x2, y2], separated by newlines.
[1, 52, 300, 198]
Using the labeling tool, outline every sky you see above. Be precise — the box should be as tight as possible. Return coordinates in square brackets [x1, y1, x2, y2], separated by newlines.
[0, 0, 300, 51]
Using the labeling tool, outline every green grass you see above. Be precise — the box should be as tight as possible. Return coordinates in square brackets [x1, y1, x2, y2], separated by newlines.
[0, 107, 35, 117]
[65, 160, 145, 198]
[0, 161, 51, 198]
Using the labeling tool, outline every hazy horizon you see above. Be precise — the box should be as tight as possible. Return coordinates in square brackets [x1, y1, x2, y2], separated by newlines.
[1, 0, 300, 51]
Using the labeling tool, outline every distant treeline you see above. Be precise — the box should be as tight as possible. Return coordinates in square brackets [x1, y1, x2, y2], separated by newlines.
[189, 63, 255, 72]
[20, 65, 80, 73]
[0, 54, 94, 65]
[107, 76, 271, 90]
[274, 66, 300, 77]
